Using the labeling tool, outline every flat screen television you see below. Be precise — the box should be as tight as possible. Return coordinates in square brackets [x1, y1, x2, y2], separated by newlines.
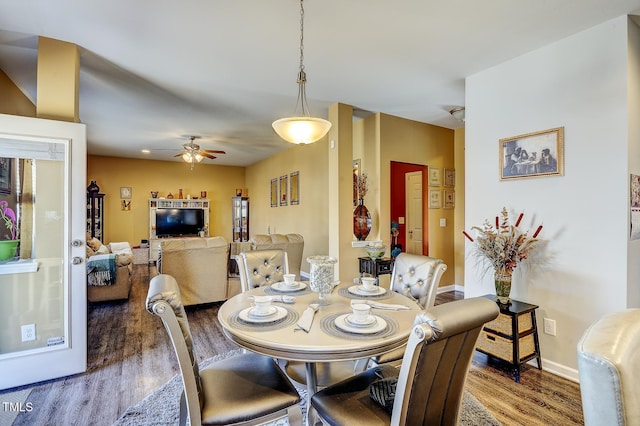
[155, 208, 204, 238]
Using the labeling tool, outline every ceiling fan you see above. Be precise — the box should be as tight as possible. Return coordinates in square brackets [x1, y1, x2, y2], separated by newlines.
[177, 136, 226, 170]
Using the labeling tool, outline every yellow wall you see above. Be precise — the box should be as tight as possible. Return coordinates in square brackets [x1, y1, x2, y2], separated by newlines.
[453, 127, 465, 286]
[245, 139, 330, 273]
[378, 113, 455, 286]
[0, 69, 36, 116]
[87, 156, 245, 245]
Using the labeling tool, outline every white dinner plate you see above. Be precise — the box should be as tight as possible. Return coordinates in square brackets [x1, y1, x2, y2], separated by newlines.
[347, 285, 386, 297]
[238, 306, 288, 324]
[334, 314, 387, 334]
[271, 281, 307, 292]
[345, 314, 377, 328]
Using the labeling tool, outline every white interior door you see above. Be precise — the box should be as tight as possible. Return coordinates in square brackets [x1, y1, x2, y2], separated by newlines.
[405, 171, 423, 254]
[0, 114, 87, 390]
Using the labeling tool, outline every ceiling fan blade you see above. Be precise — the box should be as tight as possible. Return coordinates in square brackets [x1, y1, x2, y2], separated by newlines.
[201, 153, 217, 159]
[202, 149, 226, 154]
[174, 153, 185, 157]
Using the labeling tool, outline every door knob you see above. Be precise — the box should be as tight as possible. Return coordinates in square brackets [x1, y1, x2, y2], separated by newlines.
[72, 257, 83, 265]
[72, 239, 84, 247]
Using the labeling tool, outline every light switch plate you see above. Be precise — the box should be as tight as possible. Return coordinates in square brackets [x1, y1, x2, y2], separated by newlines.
[440, 218, 446, 227]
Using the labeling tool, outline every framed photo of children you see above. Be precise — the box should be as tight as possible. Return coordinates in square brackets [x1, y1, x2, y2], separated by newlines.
[499, 127, 564, 180]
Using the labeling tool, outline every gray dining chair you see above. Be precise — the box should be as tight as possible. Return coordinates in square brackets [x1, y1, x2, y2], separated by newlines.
[237, 249, 289, 293]
[310, 297, 499, 426]
[146, 274, 301, 426]
[370, 253, 447, 367]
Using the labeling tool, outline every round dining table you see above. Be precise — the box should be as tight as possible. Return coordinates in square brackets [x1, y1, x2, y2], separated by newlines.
[217, 281, 423, 399]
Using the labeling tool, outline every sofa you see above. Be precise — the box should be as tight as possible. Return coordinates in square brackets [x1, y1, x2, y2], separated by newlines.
[249, 234, 304, 279]
[157, 236, 229, 306]
[86, 238, 133, 302]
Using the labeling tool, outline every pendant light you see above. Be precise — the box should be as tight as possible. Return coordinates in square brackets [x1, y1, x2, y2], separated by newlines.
[272, 0, 331, 144]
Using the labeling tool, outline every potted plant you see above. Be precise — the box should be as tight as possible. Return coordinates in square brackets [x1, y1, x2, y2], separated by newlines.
[0, 200, 19, 262]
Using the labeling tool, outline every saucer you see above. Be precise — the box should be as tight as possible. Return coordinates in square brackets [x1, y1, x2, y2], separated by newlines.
[249, 306, 277, 318]
[238, 306, 287, 324]
[347, 285, 386, 296]
[334, 314, 387, 334]
[271, 281, 307, 292]
[345, 314, 377, 328]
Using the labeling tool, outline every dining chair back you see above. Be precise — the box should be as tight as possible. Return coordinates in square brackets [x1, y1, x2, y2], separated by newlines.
[310, 297, 500, 426]
[389, 252, 447, 309]
[146, 274, 300, 426]
[237, 249, 289, 293]
[369, 253, 447, 367]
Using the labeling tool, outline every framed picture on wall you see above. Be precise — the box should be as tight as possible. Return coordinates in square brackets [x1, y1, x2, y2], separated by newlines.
[290, 171, 300, 205]
[0, 157, 11, 194]
[428, 189, 441, 209]
[444, 168, 455, 187]
[428, 167, 441, 186]
[500, 127, 564, 180]
[279, 175, 288, 206]
[443, 189, 455, 209]
[270, 178, 278, 207]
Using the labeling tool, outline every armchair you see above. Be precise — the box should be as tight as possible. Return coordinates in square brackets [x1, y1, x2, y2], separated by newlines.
[310, 297, 499, 426]
[577, 309, 640, 426]
[157, 237, 229, 305]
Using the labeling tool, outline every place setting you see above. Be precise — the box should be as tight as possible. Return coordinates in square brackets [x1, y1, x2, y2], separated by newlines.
[321, 302, 397, 339]
[231, 295, 298, 331]
[265, 273, 311, 295]
[339, 276, 392, 300]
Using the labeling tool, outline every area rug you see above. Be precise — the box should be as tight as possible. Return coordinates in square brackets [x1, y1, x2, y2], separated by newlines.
[114, 349, 500, 425]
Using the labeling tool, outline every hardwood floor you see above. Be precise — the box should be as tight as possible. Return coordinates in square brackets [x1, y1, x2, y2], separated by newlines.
[4, 265, 584, 425]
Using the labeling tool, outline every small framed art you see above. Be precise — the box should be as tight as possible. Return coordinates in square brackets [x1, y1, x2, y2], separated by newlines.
[428, 167, 441, 186]
[290, 171, 300, 205]
[279, 175, 288, 206]
[444, 189, 455, 209]
[120, 187, 132, 199]
[444, 168, 455, 187]
[270, 178, 278, 207]
[428, 189, 441, 209]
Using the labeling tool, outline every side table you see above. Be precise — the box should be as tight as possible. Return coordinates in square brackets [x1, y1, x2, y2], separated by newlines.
[475, 295, 542, 382]
[358, 257, 394, 283]
[132, 246, 150, 265]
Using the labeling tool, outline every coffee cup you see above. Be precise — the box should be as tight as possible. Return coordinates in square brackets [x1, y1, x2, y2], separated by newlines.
[352, 303, 372, 323]
[361, 277, 376, 291]
[253, 296, 272, 315]
[283, 274, 296, 287]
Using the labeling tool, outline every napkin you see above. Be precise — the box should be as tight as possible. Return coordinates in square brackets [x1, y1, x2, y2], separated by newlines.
[351, 300, 410, 311]
[295, 304, 319, 332]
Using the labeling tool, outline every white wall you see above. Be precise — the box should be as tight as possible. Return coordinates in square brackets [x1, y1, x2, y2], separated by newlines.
[465, 15, 640, 380]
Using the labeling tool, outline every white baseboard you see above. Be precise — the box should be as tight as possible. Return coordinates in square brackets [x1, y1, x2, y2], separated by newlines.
[534, 357, 579, 383]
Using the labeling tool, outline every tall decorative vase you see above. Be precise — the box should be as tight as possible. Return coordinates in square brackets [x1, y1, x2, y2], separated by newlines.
[0, 240, 19, 262]
[353, 198, 372, 241]
[307, 255, 337, 305]
[494, 269, 512, 304]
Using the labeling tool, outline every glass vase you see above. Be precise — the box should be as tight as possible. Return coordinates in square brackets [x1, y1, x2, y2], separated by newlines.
[307, 255, 337, 305]
[494, 269, 513, 304]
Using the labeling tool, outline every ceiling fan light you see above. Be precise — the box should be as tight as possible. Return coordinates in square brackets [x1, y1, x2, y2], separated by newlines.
[272, 116, 332, 144]
[195, 153, 203, 162]
[182, 153, 191, 162]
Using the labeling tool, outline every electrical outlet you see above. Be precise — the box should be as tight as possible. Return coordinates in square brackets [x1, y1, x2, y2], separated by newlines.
[543, 318, 556, 336]
[21, 324, 36, 342]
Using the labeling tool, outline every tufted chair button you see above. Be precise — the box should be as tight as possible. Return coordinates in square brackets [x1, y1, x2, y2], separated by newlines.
[264, 259, 269, 266]
[265, 275, 271, 282]
[409, 267, 415, 275]
[416, 279, 424, 287]
[252, 269, 258, 275]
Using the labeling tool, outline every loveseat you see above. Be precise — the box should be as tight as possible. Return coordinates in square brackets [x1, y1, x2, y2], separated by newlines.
[157, 236, 229, 306]
[249, 234, 304, 278]
[86, 238, 133, 302]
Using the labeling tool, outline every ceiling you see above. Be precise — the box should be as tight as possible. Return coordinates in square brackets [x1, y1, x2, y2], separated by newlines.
[1, 1, 640, 167]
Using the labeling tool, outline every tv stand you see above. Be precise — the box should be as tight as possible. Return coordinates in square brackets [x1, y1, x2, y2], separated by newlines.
[148, 198, 210, 262]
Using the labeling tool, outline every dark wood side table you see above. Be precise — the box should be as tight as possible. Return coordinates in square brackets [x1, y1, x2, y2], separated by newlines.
[475, 294, 542, 382]
[358, 257, 394, 283]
